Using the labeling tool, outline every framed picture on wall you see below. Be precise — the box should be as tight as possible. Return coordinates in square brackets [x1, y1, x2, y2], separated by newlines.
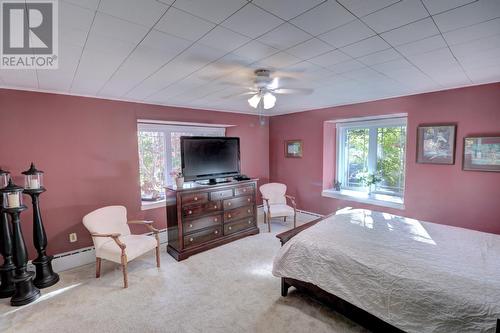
[285, 140, 303, 158]
[417, 124, 456, 164]
[463, 136, 500, 172]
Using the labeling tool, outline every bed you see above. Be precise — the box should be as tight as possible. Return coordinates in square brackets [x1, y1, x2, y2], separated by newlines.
[273, 209, 500, 333]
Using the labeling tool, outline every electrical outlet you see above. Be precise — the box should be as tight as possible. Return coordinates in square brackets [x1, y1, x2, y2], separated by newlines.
[69, 233, 77, 243]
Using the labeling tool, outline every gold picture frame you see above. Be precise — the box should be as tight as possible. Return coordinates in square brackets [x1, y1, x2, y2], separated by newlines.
[285, 140, 303, 158]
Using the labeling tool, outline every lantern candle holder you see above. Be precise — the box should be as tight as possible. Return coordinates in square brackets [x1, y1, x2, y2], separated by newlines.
[22, 163, 59, 289]
[0, 168, 16, 298]
[1, 179, 40, 306]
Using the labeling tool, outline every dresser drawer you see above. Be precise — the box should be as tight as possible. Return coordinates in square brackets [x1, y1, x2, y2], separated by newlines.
[224, 205, 254, 222]
[183, 214, 222, 234]
[234, 185, 254, 196]
[181, 192, 208, 205]
[224, 218, 255, 236]
[183, 201, 221, 217]
[223, 195, 254, 210]
[210, 189, 233, 201]
[184, 226, 222, 248]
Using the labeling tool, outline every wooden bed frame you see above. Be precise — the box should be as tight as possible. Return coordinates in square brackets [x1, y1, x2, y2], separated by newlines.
[276, 214, 500, 333]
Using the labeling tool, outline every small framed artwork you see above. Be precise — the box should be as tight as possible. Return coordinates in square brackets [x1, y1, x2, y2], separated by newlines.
[463, 136, 500, 172]
[285, 140, 303, 158]
[417, 124, 456, 164]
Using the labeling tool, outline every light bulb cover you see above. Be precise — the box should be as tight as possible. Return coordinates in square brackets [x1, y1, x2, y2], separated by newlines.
[263, 93, 276, 109]
[247, 94, 261, 108]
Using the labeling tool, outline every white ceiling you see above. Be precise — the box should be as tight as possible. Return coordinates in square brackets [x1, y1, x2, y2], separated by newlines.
[1, 0, 500, 115]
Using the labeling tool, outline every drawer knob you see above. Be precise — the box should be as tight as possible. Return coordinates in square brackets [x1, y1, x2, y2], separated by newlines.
[189, 224, 193, 228]
[248, 220, 252, 224]
[194, 196, 198, 201]
[189, 237, 193, 242]
[247, 198, 251, 202]
[228, 214, 232, 218]
[214, 205, 218, 209]
[188, 210, 192, 214]
[247, 209, 251, 213]
[214, 217, 218, 222]
[228, 226, 232, 230]
[228, 202, 232, 206]
[243, 189, 247, 192]
[214, 230, 219, 234]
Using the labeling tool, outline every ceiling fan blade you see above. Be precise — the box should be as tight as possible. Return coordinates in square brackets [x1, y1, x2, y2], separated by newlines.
[269, 77, 279, 90]
[273, 88, 314, 95]
[222, 91, 256, 99]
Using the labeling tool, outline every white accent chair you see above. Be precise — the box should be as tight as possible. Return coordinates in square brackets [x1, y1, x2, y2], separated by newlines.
[259, 183, 297, 232]
[82, 206, 160, 288]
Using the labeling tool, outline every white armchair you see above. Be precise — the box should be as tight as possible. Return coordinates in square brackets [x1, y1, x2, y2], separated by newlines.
[82, 206, 160, 288]
[259, 183, 297, 232]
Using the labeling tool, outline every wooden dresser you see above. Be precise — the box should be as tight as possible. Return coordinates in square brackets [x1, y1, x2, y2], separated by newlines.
[165, 179, 259, 261]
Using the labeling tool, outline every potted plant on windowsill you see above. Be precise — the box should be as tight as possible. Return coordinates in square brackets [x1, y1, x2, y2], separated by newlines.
[357, 172, 382, 195]
[170, 170, 184, 188]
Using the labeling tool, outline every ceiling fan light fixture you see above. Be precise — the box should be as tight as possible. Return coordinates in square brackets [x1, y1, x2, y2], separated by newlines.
[263, 92, 276, 110]
[248, 94, 261, 108]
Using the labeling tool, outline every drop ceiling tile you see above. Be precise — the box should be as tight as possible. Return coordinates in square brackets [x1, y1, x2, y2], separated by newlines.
[63, 0, 100, 10]
[99, 0, 169, 27]
[465, 64, 500, 83]
[407, 48, 458, 71]
[257, 52, 301, 69]
[290, 1, 355, 36]
[99, 30, 192, 97]
[252, 0, 324, 21]
[443, 18, 500, 45]
[358, 48, 401, 66]
[257, 23, 310, 50]
[318, 20, 375, 48]
[337, 0, 400, 17]
[173, 0, 247, 24]
[155, 7, 215, 42]
[90, 13, 148, 45]
[361, 0, 429, 33]
[450, 34, 500, 58]
[198, 26, 250, 53]
[455, 46, 500, 69]
[286, 38, 333, 60]
[231, 41, 279, 62]
[0, 70, 38, 89]
[433, 0, 500, 32]
[309, 50, 352, 67]
[341, 36, 391, 58]
[421, 0, 477, 15]
[328, 59, 366, 74]
[427, 66, 471, 86]
[381, 18, 440, 46]
[38, 44, 83, 92]
[221, 4, 283, 39]
[59, 1, 95, 47]
[371, 58, 414, 74]
[396, 35, 447, 57]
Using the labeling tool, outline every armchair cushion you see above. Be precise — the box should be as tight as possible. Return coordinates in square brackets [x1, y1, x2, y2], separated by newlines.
[83, 206, 131, 250]
[263, 203, 295, 217]
[97, 235, 157, 264]
[260, 183, 287, 205]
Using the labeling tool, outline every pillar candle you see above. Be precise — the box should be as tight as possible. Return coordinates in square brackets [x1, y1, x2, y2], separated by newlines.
[7, 193, 20, 208]
[29, 178, 40, 189]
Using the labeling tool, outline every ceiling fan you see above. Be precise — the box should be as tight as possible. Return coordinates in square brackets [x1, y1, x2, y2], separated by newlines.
[224, 69, 313, 110]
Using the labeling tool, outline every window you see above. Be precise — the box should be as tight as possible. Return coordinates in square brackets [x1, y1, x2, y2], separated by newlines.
[334, 116, 407, 205]
[137, 123, 225, 204]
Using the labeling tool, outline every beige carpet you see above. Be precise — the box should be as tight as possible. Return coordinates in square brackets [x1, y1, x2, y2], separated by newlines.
[0, 211, 368, 333]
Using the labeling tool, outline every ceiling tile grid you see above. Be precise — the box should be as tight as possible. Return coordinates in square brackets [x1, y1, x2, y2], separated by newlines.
[1, 0, 499, 115]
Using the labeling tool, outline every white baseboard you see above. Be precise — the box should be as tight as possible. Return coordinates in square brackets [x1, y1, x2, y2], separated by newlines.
[256, 205, 324, 218]
[50, 229, 168, 273]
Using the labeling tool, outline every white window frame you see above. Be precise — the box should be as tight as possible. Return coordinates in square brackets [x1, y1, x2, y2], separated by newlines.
[138, 123, 225, 209]
[324, 116, 407, 209]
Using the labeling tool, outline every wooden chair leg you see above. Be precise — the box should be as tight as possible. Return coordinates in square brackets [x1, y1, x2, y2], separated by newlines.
[268, 214, 271, 233]
[121, 252, 128, 289]
[96, 257, 101, 278]
[284, 216, 287, 222]
[294, 214, 297, 228]
[155, 234, 160, 268]
[263, 212, 267, 224]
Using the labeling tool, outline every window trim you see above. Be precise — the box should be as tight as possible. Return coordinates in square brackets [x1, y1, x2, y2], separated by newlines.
[334, 116, 407, 206]
[137, 122, 225, 209]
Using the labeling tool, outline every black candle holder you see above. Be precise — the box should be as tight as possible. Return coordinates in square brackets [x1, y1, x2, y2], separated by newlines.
[23, 164, 59, 289]
[1, 180, 40, 306]
[0, 168, 15, 298]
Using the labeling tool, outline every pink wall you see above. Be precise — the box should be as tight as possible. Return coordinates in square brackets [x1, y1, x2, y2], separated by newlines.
[270, 83, 500, 234]
[0, 89, 269, 256]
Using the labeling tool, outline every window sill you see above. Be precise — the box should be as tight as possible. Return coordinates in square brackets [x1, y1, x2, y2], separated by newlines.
[322, 189, 405, 210]
[141, 199, 166, 211]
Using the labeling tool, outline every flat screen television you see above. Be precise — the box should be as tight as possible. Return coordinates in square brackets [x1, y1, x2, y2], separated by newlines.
[180, 136, 241, 184]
